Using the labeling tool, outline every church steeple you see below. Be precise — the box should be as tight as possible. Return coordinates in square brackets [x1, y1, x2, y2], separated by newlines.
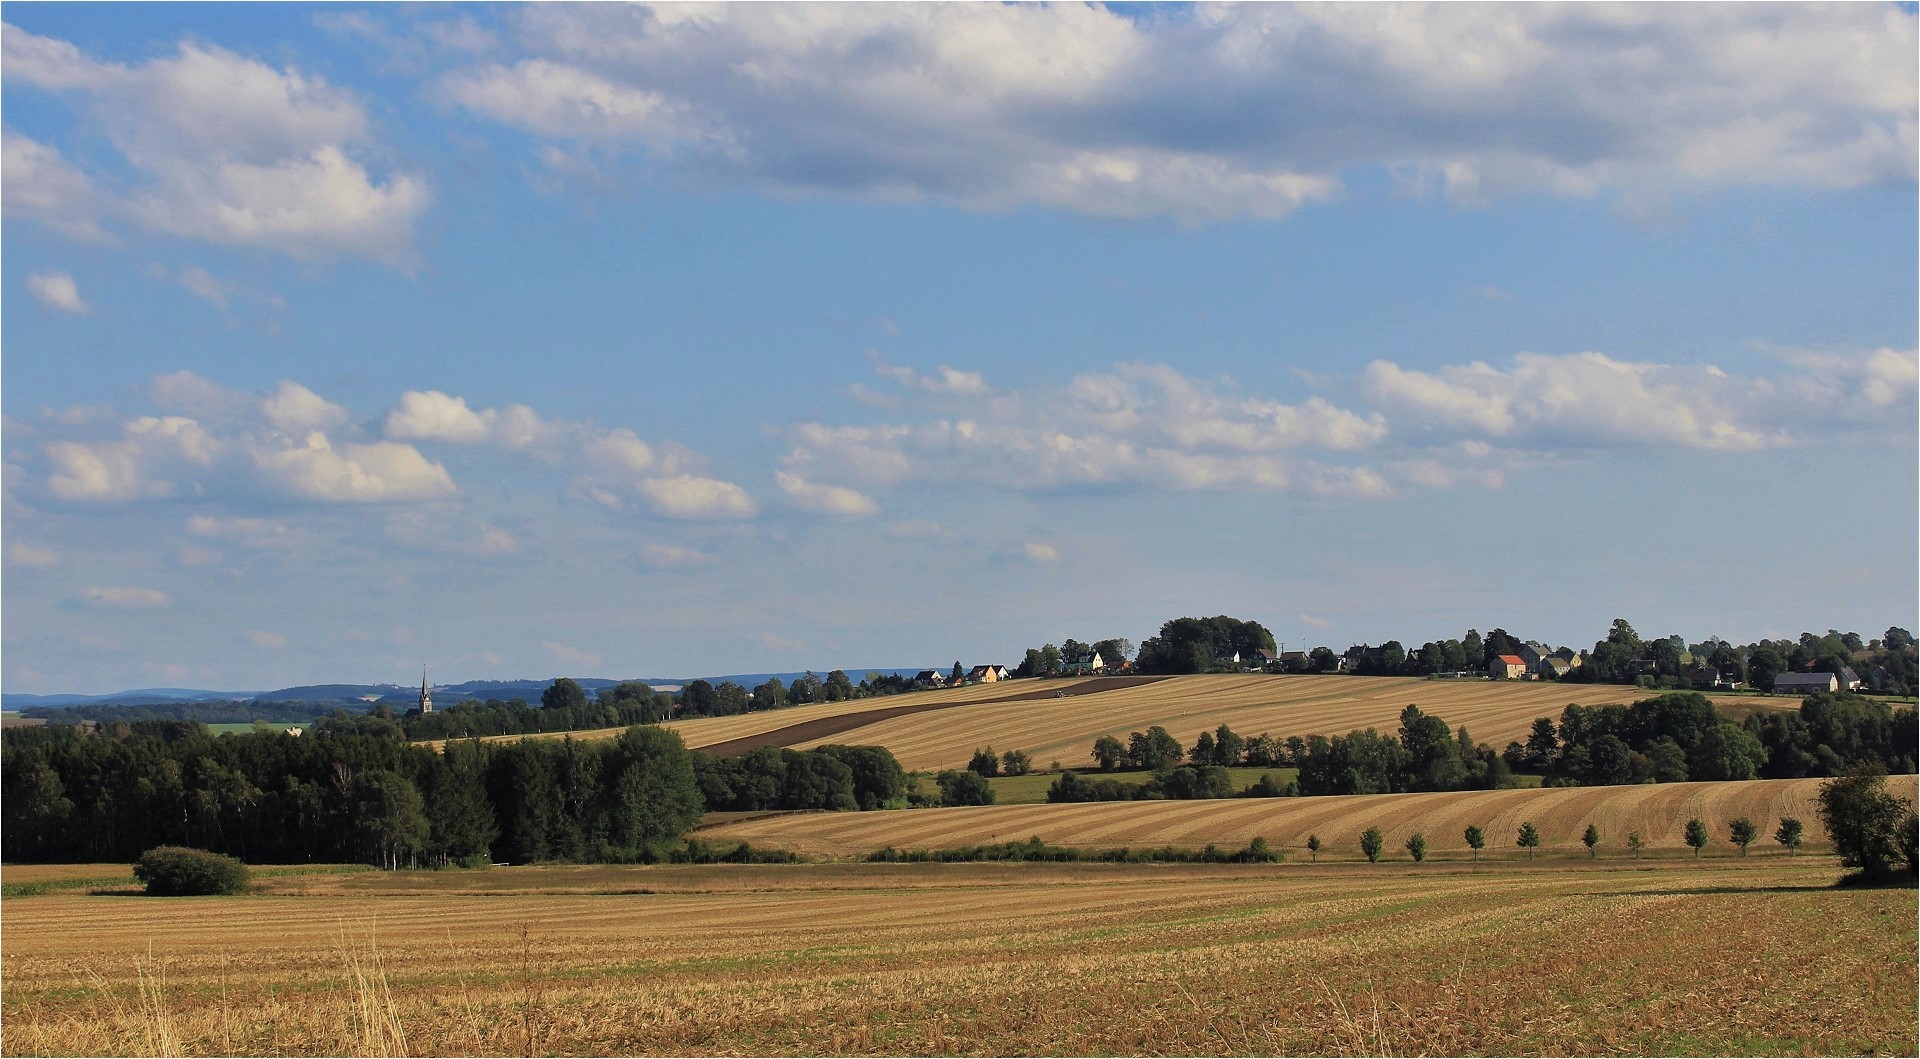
[418, 666, 433, 714]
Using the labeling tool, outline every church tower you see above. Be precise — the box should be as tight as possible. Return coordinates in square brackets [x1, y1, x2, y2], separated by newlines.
[418, 666, 433, 714]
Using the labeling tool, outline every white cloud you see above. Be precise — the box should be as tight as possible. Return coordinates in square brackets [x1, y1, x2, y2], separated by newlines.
[148, 370, 257, 423]
[261, 380, 350, 433]
[250, 433, 457, 502]
[384, 389, 553, 449]
[5, 541, 61, 568]
[785, 361, 1386, 496]
[438, 4, 1914, 221]
[1, 24, 429, 262]
[1021, 542, 1060, 564]
[543, 640, 603, 669]
[44, 415, 220, 501]
[639, 542, 710, 568]
[187, 515, 301, 550]
[636, 474, 758, 520]
[244, 629, 289, 649]
[79, 586, 173, 610]
[774, 471, 879, 517]
[26, 271, 88, 313]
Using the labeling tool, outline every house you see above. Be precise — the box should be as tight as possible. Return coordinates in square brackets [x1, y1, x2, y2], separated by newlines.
[1838, 666, 1864, 691]
[1279, 651, 1309, 670]
[1686, 665, 1726, 690]
[1540, 657, 1574, 679]
[1250, 648, 1277, 671]
[1518, 642, 1553, 671]
[1062, 650, 1108, 676]
[966, 664, 1009, 684]
[1213, 647, 1242, 668]
[912, 670, 944, 688]
[1773, 672, 1838, 695]
[1489, 654, 1528, 680]
[1550, 647, 1582, 669]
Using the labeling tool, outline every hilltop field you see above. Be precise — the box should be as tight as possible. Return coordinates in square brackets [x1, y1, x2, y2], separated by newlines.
[2, 857, 1912, 1057]
[468, 674, 1767, 772]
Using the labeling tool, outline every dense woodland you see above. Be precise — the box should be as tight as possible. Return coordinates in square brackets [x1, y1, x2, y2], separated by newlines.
[0, 720, 906, 866]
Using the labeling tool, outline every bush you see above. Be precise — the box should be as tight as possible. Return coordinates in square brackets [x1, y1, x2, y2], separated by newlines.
[1818, 766, 1916, 883]
[133, 846, 249, 896]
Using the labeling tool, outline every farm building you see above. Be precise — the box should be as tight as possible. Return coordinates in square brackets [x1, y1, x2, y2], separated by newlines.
[1489, 654, 1528, 680]
[1062, 650, 1108, 676]
[1773, 672, 1838, 695]
[1540, 657, 1574, 679]
[966, 664, 1009, 684]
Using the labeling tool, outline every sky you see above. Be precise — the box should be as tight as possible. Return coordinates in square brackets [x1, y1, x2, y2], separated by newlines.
[3, 3, 1916, 694]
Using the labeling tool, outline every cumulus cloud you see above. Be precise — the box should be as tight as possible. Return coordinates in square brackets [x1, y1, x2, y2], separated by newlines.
[26, 271, 88, 313]
[250, 433, 457, 503]
[774, 471, 879, 517]
[1, 23, 429, 262]
[783, 360, 1388, 496]
[261, 381, 350, 433]
[635, 474, 758, 520]
[78, 586, 173, 610]
[436, 4, 1913, 221]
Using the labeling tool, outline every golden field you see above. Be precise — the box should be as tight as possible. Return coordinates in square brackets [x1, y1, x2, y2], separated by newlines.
[480, 674, 1767, 773]
[2, 857, 1912, 1057]
[698, 775, 1919, 859]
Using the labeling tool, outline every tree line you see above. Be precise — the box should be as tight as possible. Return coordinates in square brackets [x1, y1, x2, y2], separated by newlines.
[1, 720, 907, 866]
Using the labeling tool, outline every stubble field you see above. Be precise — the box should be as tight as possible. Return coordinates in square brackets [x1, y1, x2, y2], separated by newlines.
[698, 775, 1913, 860]
[490, 675, 1766, 773]
[2, 858, 1912, 1057]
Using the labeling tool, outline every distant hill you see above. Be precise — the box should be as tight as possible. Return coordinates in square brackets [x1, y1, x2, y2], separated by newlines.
[4, 668, 924, 712]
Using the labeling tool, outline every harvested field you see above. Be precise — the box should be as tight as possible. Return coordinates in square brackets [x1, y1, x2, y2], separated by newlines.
[787, 674, 1759, 772]
[2, 859, 1911, 1056]
[456, 674, 1764, 774]
[698, 775, 1920, 860]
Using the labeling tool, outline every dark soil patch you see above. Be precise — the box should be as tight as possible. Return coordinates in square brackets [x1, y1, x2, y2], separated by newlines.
[690, 676, 1168, 757]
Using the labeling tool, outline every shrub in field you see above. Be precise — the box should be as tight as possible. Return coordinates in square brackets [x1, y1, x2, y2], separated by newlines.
[967, 748, 1000, 777]
[1360, 827, 1384, 863]
[1405, 833, 1426, 863]
[1685, 818, 1709, 858]
[1582, 824, 1600, 858]
[1774, 816, 1803, 855]
[133, 846, 248, 896]
[1464, 825, 1485, 863]
[1517, 822, 1541, 862]
[936, 770, 996, 807]
[1627, 831, 1645, 859]
[1817, 766, 1915, 883]
[999, 749, 1032, 777]
[1306, 834, 1321, 862]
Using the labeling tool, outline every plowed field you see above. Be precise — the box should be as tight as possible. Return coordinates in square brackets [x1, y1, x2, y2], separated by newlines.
[697, 775, 1919, 859]
[1, 859, 1911, 1056]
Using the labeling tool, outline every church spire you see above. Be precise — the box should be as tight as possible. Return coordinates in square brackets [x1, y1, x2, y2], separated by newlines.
[419, 665, 433, 714]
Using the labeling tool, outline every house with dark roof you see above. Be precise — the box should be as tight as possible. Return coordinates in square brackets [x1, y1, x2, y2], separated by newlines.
[1773, 671, 1838, 695]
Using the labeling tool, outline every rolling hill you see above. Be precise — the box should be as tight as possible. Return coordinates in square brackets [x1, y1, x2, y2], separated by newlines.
[696, 774, 1919, 859]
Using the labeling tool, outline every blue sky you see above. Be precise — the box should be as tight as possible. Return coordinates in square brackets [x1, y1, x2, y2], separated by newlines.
[4, 3, 1915, 693]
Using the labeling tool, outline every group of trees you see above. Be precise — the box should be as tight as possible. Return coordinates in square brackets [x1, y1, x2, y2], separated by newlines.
[1135, 616, 1277, 674]
[1011, 638, 1135, 677]
[1506, 691, 1916, 787]
[1, 720, 910, 867]
[693, 744, 906, 812]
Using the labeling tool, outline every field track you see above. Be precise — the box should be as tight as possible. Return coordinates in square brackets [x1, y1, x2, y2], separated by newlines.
[697, 774, 1920, 859]
[455, 674, 1770, 773]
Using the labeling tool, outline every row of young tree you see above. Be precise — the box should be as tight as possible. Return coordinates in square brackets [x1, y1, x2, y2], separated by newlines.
[0, 720, 907, 866]
[1506, 691, 1916, 786]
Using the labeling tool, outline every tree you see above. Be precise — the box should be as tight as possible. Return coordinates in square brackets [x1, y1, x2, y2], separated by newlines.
[1308, 647, 1338, 673]
[1307, 834, 1321, 862]
[824, 670, 856, 702]
[349, 769, 430, 870]
[1684, 818, 1709, 858]
[1092, 638, 1135, 668]
[542, 677, 589, 713]
[1627, 831, 1645, 859]
[1582, 824, 1600, 859]
[1817, 766, 1912, 881]
[1000, 749, 1031, 777]
[603, 726, 704, 856]
[680, 679, 719, 716]
[950, 661, 965, 685]
[1463, 825, 1485, 864]
[1722, 816, 1757, 856]
[751, 678, 787, 712]
[1126, 726, 1184, 771]
[967, 747, 1001, 777]
[1189, 731, 1217, 767]
[1212, 724, 1246, 767]
[1405, 833, 1427, 863]
[1091, 736, 1126, 772]
[1516, 821, 1541, 862]
[936, 770, 995, 807]
[1775, 816, 1804, 856]
[1360, 827, 1384, 864]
